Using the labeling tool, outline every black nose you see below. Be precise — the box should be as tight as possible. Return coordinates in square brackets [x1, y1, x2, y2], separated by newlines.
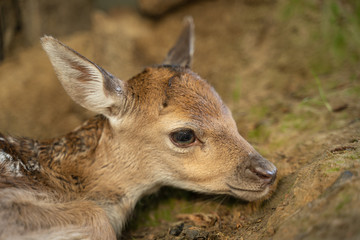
[246, 154, 277, 185]
[249, 166, 277, 185]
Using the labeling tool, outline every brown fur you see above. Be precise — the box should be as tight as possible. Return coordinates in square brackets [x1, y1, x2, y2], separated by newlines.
[0, 18, 277, 239]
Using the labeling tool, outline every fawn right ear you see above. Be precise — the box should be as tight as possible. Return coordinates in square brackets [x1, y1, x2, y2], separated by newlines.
[163, 16, 194, 68]
[41, 36, 126, 116]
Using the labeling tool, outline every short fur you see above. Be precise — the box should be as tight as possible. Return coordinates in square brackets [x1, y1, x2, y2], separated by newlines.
[0, 18, 276, 239]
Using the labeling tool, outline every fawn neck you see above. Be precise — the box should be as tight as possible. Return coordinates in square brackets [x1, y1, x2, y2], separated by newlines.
[1, 115, 154, 197]
[1, 114, 149, 232]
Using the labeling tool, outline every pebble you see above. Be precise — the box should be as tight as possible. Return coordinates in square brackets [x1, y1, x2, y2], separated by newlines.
[169, 222, 184, 236]
[169, 223, 210, 240]
[183, 226, 209, 240]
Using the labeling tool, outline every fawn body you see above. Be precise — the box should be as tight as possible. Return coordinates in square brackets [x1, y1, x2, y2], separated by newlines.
[0, 18, 276, 239]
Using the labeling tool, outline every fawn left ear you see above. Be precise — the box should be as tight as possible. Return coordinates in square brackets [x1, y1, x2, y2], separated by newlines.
[163, 16, 195, 68]
[41, 36, 126, 116]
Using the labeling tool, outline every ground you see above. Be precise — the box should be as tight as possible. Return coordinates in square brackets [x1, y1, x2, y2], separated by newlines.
[0, 0, 359, 239]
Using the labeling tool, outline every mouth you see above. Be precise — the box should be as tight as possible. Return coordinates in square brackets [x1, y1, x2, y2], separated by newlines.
[226, 183, 265, 193]
[225, 183, 271, 201]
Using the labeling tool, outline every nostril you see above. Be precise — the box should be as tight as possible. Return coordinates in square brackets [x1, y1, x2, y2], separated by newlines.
[250, 167, 270, 179]
[249, 167, 277, 184]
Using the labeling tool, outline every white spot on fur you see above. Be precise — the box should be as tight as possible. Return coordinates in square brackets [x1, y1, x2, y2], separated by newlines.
[0, 150, 13, 163]
[7, 136, 15, 144]
[0, 150, 24, 177]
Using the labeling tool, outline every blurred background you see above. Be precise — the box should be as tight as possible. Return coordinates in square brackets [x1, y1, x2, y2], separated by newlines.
[0, 0, 359, 239]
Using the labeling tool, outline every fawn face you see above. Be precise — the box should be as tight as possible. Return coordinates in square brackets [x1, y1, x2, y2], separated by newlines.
[41, 18, 276, 202]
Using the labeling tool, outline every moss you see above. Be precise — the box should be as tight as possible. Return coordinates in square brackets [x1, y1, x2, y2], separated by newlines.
[349, 154, 359, 161]
[320, 157, 348, 176]
[250, 105, 270, 120]
[248, 125, 271, 143]
[279, 112, 315, 132]
[335, 193, 352, 212]
[326, 167, 340, 173]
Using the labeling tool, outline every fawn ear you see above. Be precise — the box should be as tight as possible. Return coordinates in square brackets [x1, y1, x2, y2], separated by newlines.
[41, 36, 125, 116]
[163, 16, 194, 68]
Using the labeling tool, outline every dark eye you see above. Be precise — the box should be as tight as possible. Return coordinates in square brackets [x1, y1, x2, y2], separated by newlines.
[170, 129, 196, 147]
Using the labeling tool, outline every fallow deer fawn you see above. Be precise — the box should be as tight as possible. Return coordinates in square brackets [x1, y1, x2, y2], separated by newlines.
[0, 17, 277, 239]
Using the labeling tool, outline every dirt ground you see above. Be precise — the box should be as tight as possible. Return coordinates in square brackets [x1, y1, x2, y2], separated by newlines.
[0, 0, 359, 239]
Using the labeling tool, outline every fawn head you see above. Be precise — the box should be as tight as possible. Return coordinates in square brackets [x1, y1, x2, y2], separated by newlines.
[41, 17, 276, 201]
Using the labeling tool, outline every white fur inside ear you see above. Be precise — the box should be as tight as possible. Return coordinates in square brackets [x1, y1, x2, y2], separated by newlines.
[41, 36, 116, 113]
